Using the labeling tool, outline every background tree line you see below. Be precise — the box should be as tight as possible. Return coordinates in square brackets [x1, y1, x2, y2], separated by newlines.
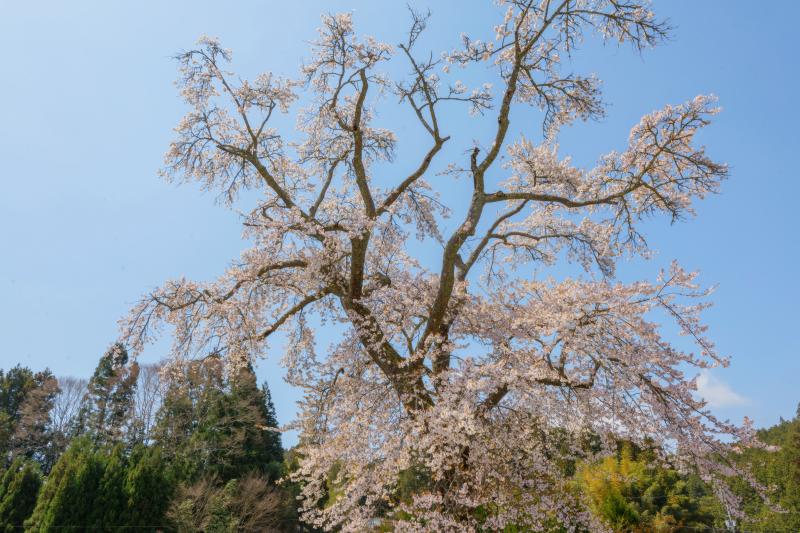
[0, 344, 301, 532]
[1, 345, 798, 532]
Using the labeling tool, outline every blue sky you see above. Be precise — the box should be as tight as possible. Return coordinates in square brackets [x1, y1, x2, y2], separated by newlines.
[1, 1, 798, 446]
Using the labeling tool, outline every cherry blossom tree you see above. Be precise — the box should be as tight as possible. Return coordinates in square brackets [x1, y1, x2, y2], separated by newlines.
[121, 1, 755, 530]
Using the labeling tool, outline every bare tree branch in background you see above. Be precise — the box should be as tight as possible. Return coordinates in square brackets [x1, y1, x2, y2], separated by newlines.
[131, 363, 164, 444]
[51, 376, 87, 437]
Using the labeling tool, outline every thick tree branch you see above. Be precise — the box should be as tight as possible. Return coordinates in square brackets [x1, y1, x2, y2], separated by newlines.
[352, 69, 377, 218]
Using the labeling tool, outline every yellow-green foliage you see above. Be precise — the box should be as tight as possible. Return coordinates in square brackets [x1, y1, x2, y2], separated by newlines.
[576, 443, 716, 532]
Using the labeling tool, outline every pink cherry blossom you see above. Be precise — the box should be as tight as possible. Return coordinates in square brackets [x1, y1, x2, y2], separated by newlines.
[121, 2, 756, 530]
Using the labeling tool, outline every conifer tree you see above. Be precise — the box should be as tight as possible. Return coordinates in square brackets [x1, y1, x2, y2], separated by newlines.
[230, 364, 284, 480]
[75, 343, 139, 445]
[152, 355, 226, 481]
[12, 374, 59, 471]
[0, 366, 58, 470]
[120, 445, 174, 529]
[25, 438, 105, 532]
[26, 439, 174, 531]
[0, 366, 37, 457]
[261, 380, 284, 465]
[153, 357, 284, 482]
[0, 458, 42, 532]
[89, 444, 127, 528]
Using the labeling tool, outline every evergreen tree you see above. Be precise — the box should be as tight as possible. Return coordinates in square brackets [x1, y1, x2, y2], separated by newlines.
[74, 343, 139, 445]
[229, 363, 284, 480]
[89, 444, 127, 528]
[790, 407, 800, 494]
[26, 438, 174, 531]
[25, 438, 106, 532]
[153, 357, 283, 483]
[120, 444, 174, 529]
[0, 366, 58, 468]
[0, 366, 37, 457]
[261, 380, 284, 462]
[152, 355, 227, 481]
[0, 458, 41, 532]
[12, 374, 59, 471]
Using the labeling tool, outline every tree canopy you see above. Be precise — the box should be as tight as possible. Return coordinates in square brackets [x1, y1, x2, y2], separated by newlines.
[16, 350, 292, 531]
[117, 0, 756, 529]
[152, 355, 284, 482]
[73, 343, 139, 446]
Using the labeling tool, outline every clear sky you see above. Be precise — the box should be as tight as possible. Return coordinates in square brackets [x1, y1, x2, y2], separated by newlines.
[1, 1, 798, 446]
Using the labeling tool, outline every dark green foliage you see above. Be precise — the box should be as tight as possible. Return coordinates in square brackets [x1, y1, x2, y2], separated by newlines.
[152, 355, 230, 481]
[722, 406, 800, 532]
[153, 357, 283, 483]
[278, 447, 316, 530]
[25, 438, 106, 531]
[599, 489, 640, 531]
[91, 444, 127, 527]
[0, 458, 42, 532]
[261, 380, 283, 457]
[24, 438, 174, 531]
[0, 358, 293, 531]
[229, 364, 284, 480]
[4, 353, 800, 532]
[74, 343, 139, 446]
[150, 358, 295, 530]
[120, 445, 175, 528]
